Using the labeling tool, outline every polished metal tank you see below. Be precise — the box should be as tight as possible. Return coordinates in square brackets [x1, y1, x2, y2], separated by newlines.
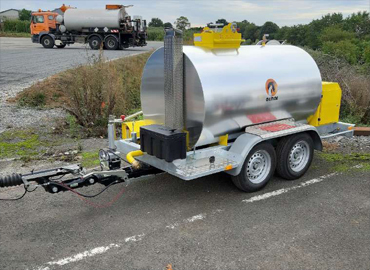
[141, 45, 322, 148]
[63, 8, 127, 31]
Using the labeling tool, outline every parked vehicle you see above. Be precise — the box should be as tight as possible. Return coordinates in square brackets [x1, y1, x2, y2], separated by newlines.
[30, 4, 147, 50]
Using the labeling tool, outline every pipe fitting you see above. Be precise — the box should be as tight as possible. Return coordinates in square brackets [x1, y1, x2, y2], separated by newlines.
[126, 150, 143, 170]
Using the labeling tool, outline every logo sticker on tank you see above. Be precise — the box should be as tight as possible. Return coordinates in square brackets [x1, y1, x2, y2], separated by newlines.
[265, 79, 278, 101]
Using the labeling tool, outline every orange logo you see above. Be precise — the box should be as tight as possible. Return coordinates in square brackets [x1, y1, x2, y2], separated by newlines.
[265, 79, 278, 97]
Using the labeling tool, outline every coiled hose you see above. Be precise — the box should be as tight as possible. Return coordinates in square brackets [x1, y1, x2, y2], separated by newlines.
[0, 174, 23, 188]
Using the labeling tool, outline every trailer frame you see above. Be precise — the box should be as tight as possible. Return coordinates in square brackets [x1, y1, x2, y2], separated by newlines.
[109, 117, 354, 181]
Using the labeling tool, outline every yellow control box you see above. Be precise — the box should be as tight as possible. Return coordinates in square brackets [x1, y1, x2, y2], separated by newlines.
[308, 82, 342, 126]
[194, 23, 245, 49]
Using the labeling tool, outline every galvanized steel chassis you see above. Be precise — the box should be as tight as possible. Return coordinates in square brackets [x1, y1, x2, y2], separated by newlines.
[112, 119, 354, 181]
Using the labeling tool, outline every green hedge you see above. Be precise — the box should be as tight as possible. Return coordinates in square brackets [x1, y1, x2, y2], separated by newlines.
[147, 27, 164, 41]
[147, 27, 200, 44]
[3, 19, 30, 33]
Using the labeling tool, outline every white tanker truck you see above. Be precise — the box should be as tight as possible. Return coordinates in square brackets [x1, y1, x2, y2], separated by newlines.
[30, 4, 147, 50]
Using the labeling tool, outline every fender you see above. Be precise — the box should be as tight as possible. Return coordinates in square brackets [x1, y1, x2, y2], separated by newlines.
[226, 129, 323, 176]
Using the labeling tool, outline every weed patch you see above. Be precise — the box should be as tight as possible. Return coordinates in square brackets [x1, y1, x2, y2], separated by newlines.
[81, 151, 100, 168]
[0, 129, 42, 159]
[318, 152, 370, 172]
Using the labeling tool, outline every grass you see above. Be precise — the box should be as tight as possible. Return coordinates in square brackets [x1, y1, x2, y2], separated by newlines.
[80, 151, 100, 168]
[0, 129, 43, 159]
[318, 152, 370, 172]
[0, 31, 31, 38]
[0, 127, 102, 167]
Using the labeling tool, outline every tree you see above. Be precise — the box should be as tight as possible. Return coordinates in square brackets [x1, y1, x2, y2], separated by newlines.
[236, 20, 250, 36]
[285, 24, 309, 46]
[320, 25, 355, 43]
[164, 22, 172, 28]
[275, 26, 290, 40]
[344, 11, 370, 38]
[19, 9, 32, 21]
[322, 40, 358, 64]
[244, 23, 259, 42]
[174, 16, 190, 31]
[215, 18, 228, 26]
[260, 21, 279, 39]
[148, 18, 163, 27]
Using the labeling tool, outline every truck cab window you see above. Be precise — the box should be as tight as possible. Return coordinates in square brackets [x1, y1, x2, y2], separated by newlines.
[48, 15, 54, 20]
[33, 15, 44, 23]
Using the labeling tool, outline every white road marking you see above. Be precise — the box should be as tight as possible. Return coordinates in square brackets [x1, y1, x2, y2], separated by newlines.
[166, 213, 207, 229]
[47, 243, 120, 267]
[243, 172, 338, 203]
[124, 233, 145, 242]
[187, 214, 206, 222]
[33, 234, 145, 270]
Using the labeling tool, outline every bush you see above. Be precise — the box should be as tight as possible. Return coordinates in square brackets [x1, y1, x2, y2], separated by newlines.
[16, 51, 152, 135]
[18, 92, 46, 107]
[322, 40, 359, 64]
[306, 47, 370, 124]
[3, 19, 30, 33]
[146, 27, 198, 44]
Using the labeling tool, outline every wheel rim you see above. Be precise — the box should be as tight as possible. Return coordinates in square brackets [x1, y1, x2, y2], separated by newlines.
[246, 150, 271, 184]
[92, 40, 99, 47]
[44, 39, 50, 45]
[289, 140, 310, 172]
[107, 39, 115, 48]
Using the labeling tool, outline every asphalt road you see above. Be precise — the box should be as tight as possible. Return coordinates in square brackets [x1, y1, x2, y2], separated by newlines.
[0, 157, 369, 270]
[0, 37, 162, 100]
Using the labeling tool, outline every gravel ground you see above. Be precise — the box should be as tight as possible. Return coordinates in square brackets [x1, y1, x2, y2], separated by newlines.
[323, 135, 370, 154]
[0, 37, 163, 133]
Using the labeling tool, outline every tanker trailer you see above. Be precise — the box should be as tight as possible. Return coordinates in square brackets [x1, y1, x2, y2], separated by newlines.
[0, 24, 354, 200]
[30, 4, 147, 50]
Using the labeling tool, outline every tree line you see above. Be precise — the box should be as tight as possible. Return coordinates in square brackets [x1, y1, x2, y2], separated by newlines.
[148, 12, 370, 66]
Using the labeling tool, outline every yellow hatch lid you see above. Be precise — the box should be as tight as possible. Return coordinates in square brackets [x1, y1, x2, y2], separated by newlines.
[194, 23, 245, 49]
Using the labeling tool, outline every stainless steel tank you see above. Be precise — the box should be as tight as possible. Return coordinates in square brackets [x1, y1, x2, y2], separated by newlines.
[141, 45, 322, 148]
[63, 8, 127, 31]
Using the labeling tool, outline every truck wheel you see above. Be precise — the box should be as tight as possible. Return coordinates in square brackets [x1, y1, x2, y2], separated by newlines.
[276, 133, 314, 180]
[232, 142, 276, 192]
[56, 43, 66, 48]
[41, 36, 54, 48]
[89, 36, 102, 50]
[105, 36, 119, 50]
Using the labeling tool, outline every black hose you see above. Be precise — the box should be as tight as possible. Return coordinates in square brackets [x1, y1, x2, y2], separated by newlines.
[0, 174, 23, 188]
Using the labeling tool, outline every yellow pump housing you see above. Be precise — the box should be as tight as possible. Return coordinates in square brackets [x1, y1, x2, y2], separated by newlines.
[121, 119, 154, 139]
[194, 23, 245, 49]
[308, 82, 342, 126]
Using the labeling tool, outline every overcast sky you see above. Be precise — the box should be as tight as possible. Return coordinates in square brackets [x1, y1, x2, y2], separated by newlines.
[1, 0, 369, 27]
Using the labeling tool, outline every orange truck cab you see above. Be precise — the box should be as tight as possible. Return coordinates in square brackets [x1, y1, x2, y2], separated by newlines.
[30, 11, 63, 47]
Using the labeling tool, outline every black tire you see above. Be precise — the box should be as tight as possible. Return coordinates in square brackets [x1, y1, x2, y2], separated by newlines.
[104, 36, 119, 50]
[232, 142, 276, 192]
[41, 35, 54, 48]
[55, 43, 66, 49]
[89, 36, 102, 50]
[276, 133, 314, 180]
